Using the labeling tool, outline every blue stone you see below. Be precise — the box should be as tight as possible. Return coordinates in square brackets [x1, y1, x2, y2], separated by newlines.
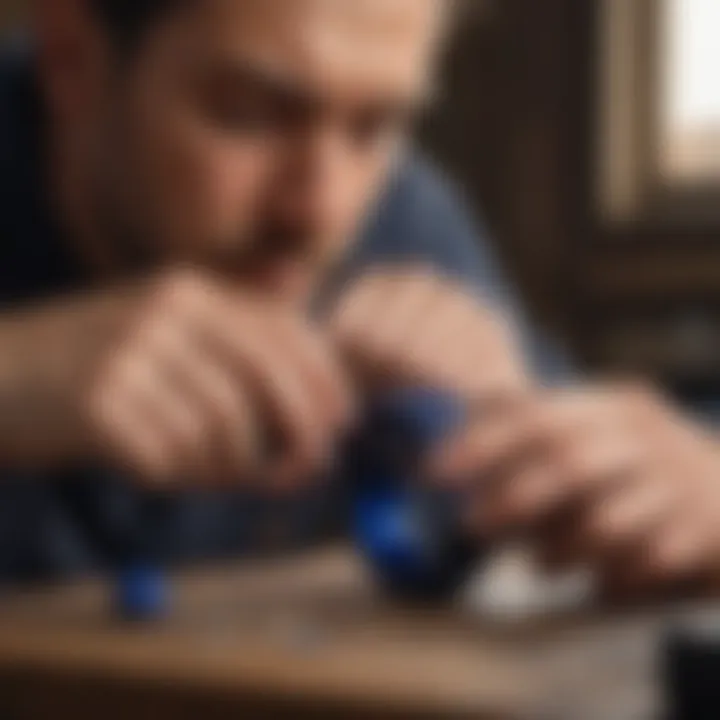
[115, 564, 170, 621]
[350, 388, 485, 602]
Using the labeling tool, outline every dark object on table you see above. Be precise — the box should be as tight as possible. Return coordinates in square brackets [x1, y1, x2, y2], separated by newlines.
[349, 387, 484, 602]
[663, 614, 720, 720]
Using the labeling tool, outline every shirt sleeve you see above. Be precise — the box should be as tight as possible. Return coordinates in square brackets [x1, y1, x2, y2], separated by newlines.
[344, 154, 576, 384]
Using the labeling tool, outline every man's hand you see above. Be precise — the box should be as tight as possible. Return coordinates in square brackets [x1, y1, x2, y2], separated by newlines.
[329, 267, 530, 404]
[431, 384, 720, 597]
[0, 268, 352, 488]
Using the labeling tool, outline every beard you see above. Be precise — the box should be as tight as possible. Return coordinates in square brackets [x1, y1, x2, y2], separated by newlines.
[203, 228, 344, 308]
[95, 194, 346, 310]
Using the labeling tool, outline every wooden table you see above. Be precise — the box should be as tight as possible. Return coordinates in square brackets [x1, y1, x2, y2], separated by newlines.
[0, 546, 696, 719]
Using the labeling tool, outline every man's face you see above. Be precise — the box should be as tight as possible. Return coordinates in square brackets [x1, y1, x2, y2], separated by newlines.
[52, 0, 445, 302]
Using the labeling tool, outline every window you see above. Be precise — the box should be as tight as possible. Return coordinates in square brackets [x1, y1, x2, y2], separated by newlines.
[660, 0, 720, 182]
[599, 0, 720, 223]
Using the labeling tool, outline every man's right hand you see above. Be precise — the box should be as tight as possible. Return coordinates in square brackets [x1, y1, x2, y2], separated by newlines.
[0, 269, 353, 489]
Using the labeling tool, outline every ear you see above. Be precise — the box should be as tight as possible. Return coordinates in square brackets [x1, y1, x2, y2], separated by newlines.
[35, 0, 112, 123]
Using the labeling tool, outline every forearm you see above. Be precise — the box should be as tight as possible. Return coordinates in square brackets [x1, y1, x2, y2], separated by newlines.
[0, 294, 126, 468]
[0, 312, 75, 466]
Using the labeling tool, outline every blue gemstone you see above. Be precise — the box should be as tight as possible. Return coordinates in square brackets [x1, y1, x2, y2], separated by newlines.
[355, 489, 429, 571]
[116, 565, 169, 621]
[350, 388, 483, 602]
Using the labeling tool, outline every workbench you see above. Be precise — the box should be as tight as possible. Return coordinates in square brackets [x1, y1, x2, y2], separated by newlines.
[0, 546, 695, 719]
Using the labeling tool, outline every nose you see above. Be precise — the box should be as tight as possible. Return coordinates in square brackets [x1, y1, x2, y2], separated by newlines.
[271, 126, 354, 241]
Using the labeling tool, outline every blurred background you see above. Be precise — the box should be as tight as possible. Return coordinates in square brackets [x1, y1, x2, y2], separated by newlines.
[429, 0, 720, 407]
[4, 0, 720, 401]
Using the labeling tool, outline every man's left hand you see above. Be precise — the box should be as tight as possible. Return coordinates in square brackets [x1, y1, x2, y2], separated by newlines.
[432, 383, 720, 597]
[329, 267, 530, 404]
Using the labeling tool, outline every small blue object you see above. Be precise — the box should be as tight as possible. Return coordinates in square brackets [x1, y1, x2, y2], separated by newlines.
[115, 564, 170, 622]
[349, 387, 485, 602]
[112, 489, 173, 622]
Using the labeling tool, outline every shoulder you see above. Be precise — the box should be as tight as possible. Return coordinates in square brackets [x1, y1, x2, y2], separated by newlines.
[353, 154, 513, 307]
[350, 154, 576, 381]
[359, 155, 479, 266]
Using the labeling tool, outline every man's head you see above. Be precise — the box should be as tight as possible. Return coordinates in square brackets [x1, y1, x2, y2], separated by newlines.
[38, 0, 450, 302]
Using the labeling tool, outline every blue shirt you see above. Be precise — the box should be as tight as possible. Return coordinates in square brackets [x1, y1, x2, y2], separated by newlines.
[0, 45, 569, 582]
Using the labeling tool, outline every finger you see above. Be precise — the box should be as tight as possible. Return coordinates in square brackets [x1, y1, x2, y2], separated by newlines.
[428, 403, 539, 485]
[449, 314, 529, 402]
[651, 521, 710, 581]
[599, 464, 720, 598]
[90, 372, 185, 484]
[330, 269, 439, 386]
[463, 462, 555, 537]
[223, 319, 344, 487]
[465, 429, 648, 553]
[584, 475, 679, 552]
[272, 313, 356, 430]
[139, 281, 259, 482]
[401, 289, 525, 400]
[331, 268, 435, 339]
[430, 389, 638, 485]
[539, 473, 678, 571]
[430, 395, 575, 483]
[550, 427, 648, 499]
[120, 350, 225, 480]
[404, 284, 476, 361]
[363, 271, 440, 351]
[331, 270, 528, 402]
[234, 332, 330, 486]
[182, 295, 342, 487]
[645, 485, 720, 588]
[329, 272, 388, 340]
[117, 325, 235, 485]
[261, 316, 353, 486]
[607, 518, 710, 597]
[153, 324, 260, 484]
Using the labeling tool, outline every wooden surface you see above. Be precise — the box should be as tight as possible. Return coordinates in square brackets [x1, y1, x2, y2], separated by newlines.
[0, 545, 697, 719]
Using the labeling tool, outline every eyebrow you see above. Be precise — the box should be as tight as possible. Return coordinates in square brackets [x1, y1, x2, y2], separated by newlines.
[220, 57, 322, 109]
[203, 53, 435, 116]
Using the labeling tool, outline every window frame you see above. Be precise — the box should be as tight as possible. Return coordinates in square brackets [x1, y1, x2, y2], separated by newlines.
[598, 0, 720, 227]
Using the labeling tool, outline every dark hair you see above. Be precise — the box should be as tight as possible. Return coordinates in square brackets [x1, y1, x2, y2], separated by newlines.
[90, 0, 461, 52]
[88, 0, 184, 51]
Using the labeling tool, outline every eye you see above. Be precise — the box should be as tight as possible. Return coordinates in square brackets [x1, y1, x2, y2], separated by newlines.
[207, 95, 280, 134]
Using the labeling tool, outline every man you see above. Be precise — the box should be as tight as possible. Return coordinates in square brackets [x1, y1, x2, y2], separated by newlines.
[0, 0, 533, 580]
[0, 0, 719, 597]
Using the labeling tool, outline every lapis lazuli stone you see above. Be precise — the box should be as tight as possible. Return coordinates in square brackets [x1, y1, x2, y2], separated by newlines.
[350, 388, 485, 602]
